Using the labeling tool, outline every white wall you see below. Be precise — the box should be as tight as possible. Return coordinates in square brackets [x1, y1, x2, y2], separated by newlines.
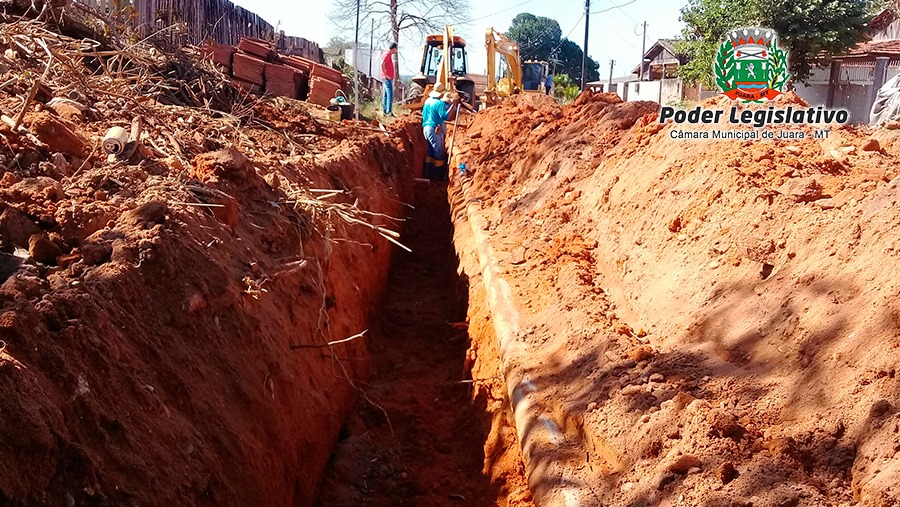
[626, 80, 662, 102]
[344, 48, 384, 79]
[660, 78, 684, 105]
[623, 79, 686, 104]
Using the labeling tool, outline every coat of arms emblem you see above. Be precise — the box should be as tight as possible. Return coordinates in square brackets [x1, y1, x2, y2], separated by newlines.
[715, 28, 789, 102]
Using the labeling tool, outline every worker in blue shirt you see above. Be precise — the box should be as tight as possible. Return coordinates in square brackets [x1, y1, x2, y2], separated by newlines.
[545, 73, 553, 95]
[422, 83, 459, 181]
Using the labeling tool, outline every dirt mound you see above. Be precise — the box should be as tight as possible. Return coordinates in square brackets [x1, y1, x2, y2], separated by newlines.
[0, 17, 427, 506]
[451, 94, 900, 505]
[570, 90, 624, 107]
[456, 91, 656, 209]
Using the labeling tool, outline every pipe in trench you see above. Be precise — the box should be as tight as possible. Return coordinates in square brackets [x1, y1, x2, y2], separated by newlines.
[457, 178, 584, 507]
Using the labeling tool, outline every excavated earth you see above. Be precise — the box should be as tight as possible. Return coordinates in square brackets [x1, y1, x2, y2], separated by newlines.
[0, 65, 436, 503]
[6, 16, 900, 507]
[0, 18, 534, 506]
[449, 91, 900, 507]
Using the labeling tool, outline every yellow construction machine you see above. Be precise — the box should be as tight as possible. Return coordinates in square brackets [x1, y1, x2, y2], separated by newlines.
[403, 25, 478, 110]
[483, 27, 549, 108]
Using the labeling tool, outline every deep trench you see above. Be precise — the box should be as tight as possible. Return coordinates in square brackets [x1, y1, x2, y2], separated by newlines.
[316, 181, 509, 506]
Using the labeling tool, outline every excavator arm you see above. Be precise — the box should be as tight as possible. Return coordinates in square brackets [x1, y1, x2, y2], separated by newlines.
[434, 25, 454, 92]
[485, 28, 523, 99]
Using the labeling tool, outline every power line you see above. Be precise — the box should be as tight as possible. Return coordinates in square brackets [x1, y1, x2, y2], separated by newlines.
[590, 0, 639, 15]
[604, 24, 640, 50]
[608, 0, 640, 23]
[457, 0, 538, 25]
[548, 14, 584, 58]
[605, 0, 659, 43]
[519, 21, 569, 51]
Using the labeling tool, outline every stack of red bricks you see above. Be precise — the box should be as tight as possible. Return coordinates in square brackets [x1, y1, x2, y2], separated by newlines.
[284, 56, 316, 99]
[231, 38, 271, 94]
[306, 63, 347, 107]
[200, 42, 234, 73]
[199, 37, 348, 105]
[238, 38, 275, 61]
[265, 63, 306, 99]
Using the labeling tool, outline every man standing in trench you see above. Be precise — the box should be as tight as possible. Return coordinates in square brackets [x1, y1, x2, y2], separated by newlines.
[422, 83, 459, 181]
[381, 43, 398, 116]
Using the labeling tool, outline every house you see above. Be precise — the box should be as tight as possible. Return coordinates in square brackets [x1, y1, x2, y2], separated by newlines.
[585, 74, 637, 98]
[795, 3, 900, 123]
[619, 39, 717, 104]
[631, 39, 686, 80]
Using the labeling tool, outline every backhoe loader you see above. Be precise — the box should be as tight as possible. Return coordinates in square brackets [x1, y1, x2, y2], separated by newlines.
[403, 25, 477, 110]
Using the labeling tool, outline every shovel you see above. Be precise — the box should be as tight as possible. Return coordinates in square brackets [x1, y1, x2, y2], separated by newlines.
[446, 103, 462, 170]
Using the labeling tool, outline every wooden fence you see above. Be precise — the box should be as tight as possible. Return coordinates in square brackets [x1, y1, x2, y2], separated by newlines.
[75, 0, 322, 61]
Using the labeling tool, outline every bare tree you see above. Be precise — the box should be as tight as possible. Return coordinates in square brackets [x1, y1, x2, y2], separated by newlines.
[329, 0, 470, 74]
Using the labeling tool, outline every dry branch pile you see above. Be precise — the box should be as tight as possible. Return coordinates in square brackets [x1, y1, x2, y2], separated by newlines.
[0, 12, 400, 261]
[0, 18, 242, 112]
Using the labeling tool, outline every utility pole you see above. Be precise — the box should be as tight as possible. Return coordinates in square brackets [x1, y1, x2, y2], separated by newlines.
[581, 0, 590, 89]
[368, 18, 374, 80]
[640, 21, 647, 81]
[608, 59, 615, 90]
[353, 0, 360, 120]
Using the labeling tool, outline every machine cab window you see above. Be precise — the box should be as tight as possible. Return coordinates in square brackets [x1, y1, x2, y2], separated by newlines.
[451, 47, 466, 75]
[424, 46, 442, 76]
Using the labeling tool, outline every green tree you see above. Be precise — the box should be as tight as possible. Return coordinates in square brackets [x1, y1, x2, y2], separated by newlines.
[551, 74, 580, 103]
[766, 0, 879, 81]
[506, 13, 562, 60]
[506, 13, 600, 86]
[676, 0, 759, 89]
[677, 0, 880, 88]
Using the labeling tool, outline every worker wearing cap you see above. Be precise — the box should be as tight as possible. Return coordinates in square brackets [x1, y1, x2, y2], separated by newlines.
[381, 43, 398, 116]
[422, 83, 459, 180]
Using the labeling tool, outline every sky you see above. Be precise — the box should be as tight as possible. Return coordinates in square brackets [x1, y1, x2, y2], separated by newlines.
[230, 0, 685, 80]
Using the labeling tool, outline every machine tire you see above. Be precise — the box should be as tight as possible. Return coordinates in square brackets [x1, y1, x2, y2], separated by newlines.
[406, 83, 424, 102]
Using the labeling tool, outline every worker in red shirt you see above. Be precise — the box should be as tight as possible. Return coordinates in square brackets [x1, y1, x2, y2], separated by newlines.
[381, 43, 398, 116]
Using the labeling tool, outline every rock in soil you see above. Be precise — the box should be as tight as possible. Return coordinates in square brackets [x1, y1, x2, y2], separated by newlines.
[628, 345, 655, 362]
[718, 462, 739, 484]
[191, 147, 251, 181]
[26, 111, 90, 158]
[6, 177, 66, 204]
[861, 138, 881, 152]
[667, 454, 701, 474]
[870, 399, 892, 417]
[28, 233, 60, 264]
[777, 177, 823, 202]
[0, 207, 41, 248]
[80, 241, 112, 265]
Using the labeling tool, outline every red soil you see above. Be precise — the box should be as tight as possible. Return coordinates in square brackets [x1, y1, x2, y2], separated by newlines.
[0, 88, 425, 504]
[317, 181, 533, 507]
[450, 90, 900, 506]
